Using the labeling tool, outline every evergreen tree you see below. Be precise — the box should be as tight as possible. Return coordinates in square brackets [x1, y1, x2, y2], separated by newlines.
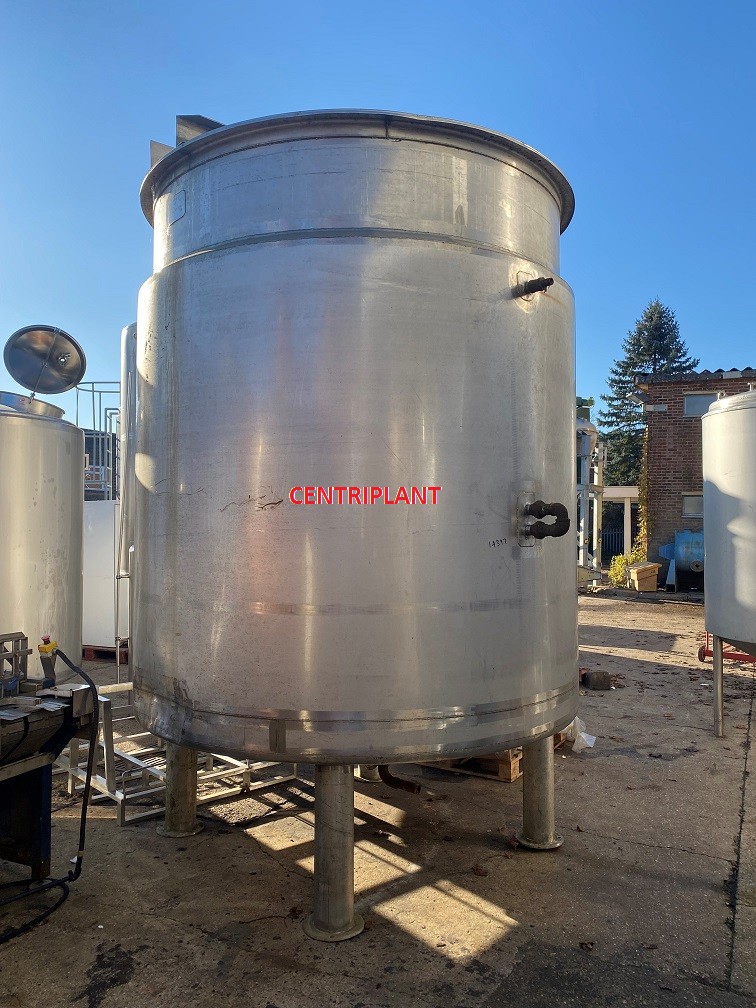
[598, 300, 699, 485]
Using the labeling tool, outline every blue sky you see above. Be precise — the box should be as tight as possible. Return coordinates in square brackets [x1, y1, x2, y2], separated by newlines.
[1, 1, 754, 422]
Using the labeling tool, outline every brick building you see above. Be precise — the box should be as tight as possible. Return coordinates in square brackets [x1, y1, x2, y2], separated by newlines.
[636, 369, 756, 580]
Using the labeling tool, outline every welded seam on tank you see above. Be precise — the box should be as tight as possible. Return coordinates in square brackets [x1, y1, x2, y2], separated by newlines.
[135, 702, 576, 754]
[157, 226, 561, 279]
[139, 712, 574, 759]
[132, 681, 577, 728]
[247, 597, 531, 615]
[292, 720, 575, 758]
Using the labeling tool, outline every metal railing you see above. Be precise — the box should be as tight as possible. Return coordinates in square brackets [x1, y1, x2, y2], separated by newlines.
[602, 527, 625, 560]
[76, 382, 121, 500]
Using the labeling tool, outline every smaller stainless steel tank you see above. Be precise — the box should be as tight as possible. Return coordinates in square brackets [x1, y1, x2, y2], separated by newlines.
[576, 418, 598, 456]
[0, 392, 84, 670]
[703, 389, 756, 655]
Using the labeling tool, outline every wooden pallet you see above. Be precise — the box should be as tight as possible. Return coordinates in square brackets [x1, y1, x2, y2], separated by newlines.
[420, 731, 568, 783]
[82, 644, 129, 663]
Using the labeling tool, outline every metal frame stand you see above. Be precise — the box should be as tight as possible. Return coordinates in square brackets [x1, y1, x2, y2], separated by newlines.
[576, 426, 604, 588]
[517, 736, 563, 851]
[697, 631, 756, 665]
[713, 634, 725, 738]
[58, 682, 298, 825]
[303, 764, 364, 942]
[0, 632, 31, 697]
[157, 742, 203, 837]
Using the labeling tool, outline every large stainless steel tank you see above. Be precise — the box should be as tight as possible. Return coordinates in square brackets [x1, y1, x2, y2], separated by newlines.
[134, 110, 577, 762]
[0, 392, 84, 671]
[703, 389, 756, 655]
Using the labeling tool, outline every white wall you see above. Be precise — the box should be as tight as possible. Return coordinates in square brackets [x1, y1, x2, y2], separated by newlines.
[83, 500, 128, 647]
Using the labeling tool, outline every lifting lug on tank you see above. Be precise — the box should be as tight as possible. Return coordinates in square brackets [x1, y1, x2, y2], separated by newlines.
[520, 500, 571, 543]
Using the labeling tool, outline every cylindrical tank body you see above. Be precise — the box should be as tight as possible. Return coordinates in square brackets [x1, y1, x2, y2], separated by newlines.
[118, 323, 137, 577]
[703, 390, 756, 655]
[0, 392, 84, 672]
[134, 110, 577, 762]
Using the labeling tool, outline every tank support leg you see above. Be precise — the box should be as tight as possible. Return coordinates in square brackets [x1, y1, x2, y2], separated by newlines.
[517, 736, 563, 851]
[303, 764, 364, 941]
[713, 634, 725, 738]
[157, 742, 203, 837]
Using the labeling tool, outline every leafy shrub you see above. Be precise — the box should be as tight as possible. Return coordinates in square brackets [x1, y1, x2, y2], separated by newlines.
[607, 537, 646, 587]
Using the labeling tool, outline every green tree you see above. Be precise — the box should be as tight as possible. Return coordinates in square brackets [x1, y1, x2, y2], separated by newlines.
[598, 300, 699, 485]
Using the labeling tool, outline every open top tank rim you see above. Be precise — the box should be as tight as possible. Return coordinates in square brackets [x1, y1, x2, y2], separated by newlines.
[0, 390, 67, 421]
[140, 108, 575, 233]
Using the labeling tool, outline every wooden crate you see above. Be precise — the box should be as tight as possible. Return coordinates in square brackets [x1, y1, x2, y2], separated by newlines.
[420, 731, 569, 784]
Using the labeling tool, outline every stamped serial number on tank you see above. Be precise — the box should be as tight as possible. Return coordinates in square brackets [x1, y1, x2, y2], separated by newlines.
[488, 538, 508, 548]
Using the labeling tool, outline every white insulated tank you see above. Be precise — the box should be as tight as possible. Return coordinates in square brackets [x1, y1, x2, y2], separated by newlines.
[703, 389, 756, 655]
[0, 392, 84, 671]
[133, 110, 578, 762]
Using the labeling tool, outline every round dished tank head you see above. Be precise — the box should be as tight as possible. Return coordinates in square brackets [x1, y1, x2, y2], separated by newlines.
[4, 325, 86, 395]
[133, 110, 578, 763]
[703, 388, 756, 656]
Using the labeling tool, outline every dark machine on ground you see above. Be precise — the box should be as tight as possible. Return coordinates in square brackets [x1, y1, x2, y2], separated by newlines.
[0, 635, 94, 880]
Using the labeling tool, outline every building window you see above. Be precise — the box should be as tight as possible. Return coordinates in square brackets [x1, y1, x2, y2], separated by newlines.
[682, 494, 704, 517]
[683, 393, 718, 417]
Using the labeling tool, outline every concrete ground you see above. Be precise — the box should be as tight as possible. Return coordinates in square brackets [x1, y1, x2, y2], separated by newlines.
[1, 595, 755, 1007]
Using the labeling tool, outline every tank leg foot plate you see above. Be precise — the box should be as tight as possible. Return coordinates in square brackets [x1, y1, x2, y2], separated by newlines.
[516, 832, 563, 851]
[302, 912, 365, 942]
[157, 824, 204, 838]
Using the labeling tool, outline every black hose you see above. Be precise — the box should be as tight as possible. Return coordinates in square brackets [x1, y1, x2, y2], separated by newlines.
[52, 648, 99, 883]
[377, 764, 421, 794]
[0, 878, 70, 942]
[0, 648, 98, 943]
